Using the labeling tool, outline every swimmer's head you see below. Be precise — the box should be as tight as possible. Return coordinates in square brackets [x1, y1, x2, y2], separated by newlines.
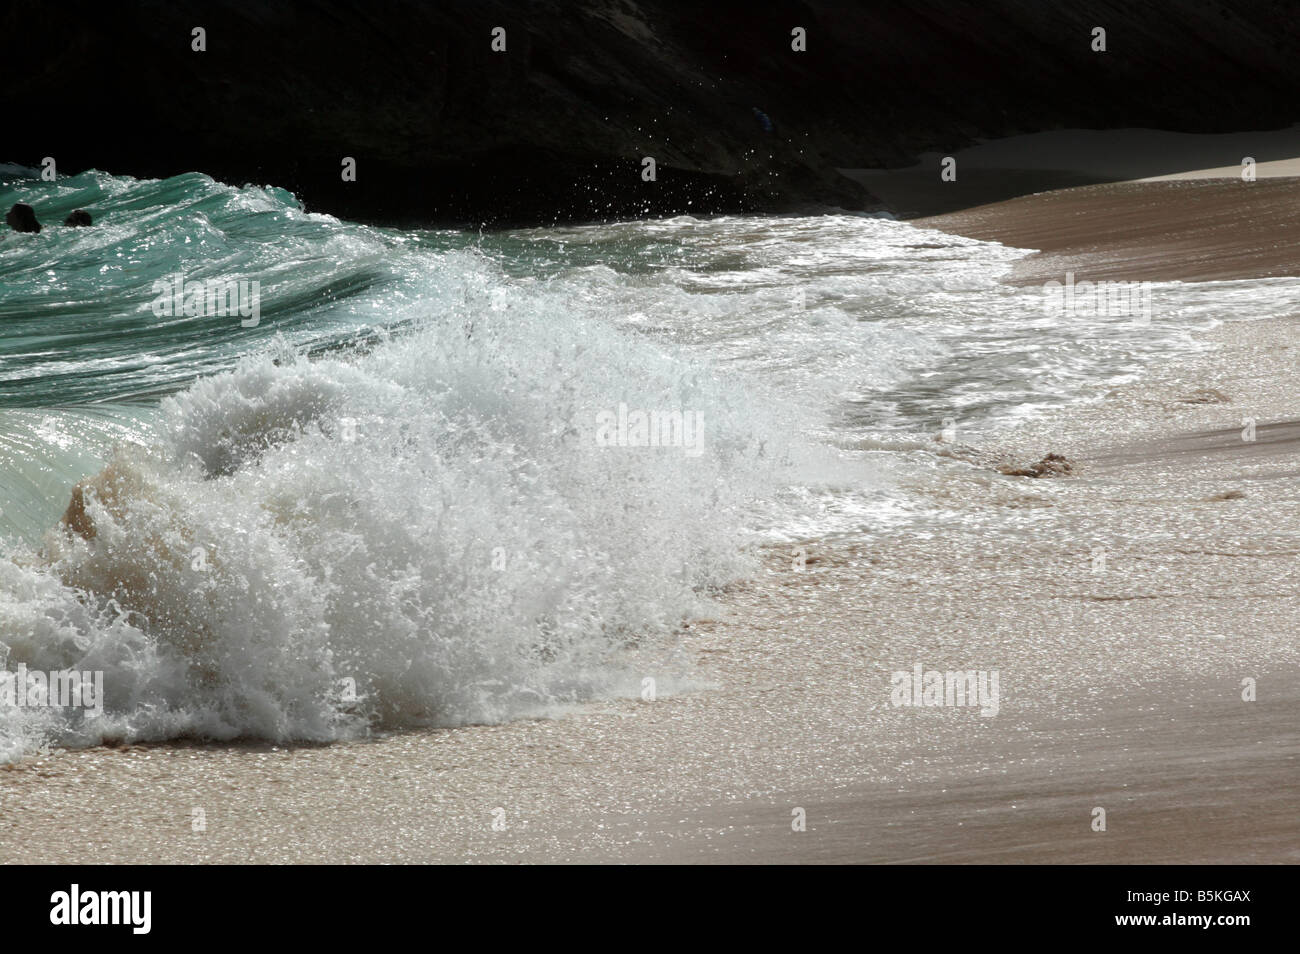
[6, 203, 41, 233]
[64, 209, 93, 227]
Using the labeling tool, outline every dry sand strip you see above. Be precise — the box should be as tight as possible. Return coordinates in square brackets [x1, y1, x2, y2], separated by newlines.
[3, 311, 1299, 864]
[915, 178, 1300, 285]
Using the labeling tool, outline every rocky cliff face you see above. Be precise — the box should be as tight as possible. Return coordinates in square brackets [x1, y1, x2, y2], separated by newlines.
[6, 0, 1300, 224]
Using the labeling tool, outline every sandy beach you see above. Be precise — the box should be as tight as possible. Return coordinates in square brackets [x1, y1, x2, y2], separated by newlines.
[4, 177, 1299, 865]
[917, 177, 1300, 285]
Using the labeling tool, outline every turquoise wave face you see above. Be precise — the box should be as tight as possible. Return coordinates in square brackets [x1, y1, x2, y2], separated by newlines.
[0, 169, 424, 406]
[0, 168, 450, 540]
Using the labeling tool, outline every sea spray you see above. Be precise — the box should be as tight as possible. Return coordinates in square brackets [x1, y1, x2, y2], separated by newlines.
[0, 281, 793, 759]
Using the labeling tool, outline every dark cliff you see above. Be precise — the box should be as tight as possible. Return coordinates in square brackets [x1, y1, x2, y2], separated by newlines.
[5, 0, 1300, 225]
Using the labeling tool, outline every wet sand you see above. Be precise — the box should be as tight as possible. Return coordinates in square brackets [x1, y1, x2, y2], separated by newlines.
[4, 184, 1300, 864]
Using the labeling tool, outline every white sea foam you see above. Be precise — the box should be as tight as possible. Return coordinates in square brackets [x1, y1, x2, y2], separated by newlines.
[0, 251, 807, 760]
[6, 172, 1300, 761]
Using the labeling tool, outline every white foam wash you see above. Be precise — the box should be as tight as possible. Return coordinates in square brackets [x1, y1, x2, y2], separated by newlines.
[2, 170, 1298, 760]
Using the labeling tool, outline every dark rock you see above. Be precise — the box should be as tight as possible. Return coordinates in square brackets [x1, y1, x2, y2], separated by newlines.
[999, 453, 1075, 478]
[64, 209, 93, 226]
[5, 203, 41, 233]
[5, 1, 1300, 226]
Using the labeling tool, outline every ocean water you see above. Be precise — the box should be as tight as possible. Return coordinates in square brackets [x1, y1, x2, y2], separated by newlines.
[1, 167, 1295, 760]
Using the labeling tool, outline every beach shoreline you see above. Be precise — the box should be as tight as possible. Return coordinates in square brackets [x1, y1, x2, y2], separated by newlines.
[916, 177, 1300, 285]
[4, 181, 1300, 865]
